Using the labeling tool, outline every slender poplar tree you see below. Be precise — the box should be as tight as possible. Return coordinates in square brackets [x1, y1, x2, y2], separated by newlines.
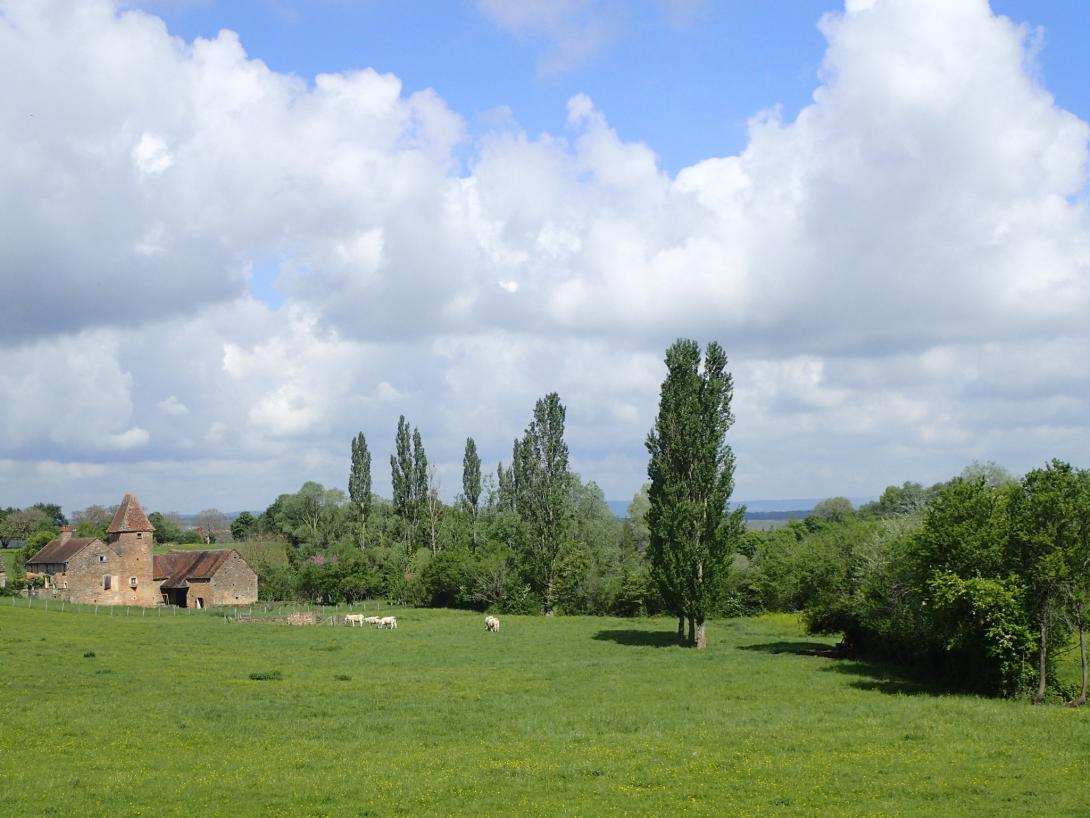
[391, 416, 413, 522]
[463, 437, 482, 549]
[349, 432, 372, 546]
[495, 461, 515, 512]
[412, 429, 429, 547]
[513, 392, 574, 615]
[645, 339, 743, 649]
[463, 438, 482, 514]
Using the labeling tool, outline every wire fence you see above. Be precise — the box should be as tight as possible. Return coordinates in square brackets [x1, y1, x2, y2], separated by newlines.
[2, 594, 407, 624]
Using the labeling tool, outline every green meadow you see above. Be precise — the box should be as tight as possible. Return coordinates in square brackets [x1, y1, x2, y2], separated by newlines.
[152, 538, 291, 567]
[2, 604, 1089, 817]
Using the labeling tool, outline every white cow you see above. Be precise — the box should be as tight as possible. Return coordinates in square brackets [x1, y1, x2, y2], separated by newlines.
[485, 615, 500, 633]
[379, 615, 398, 630]
[344, 614, 365, 627]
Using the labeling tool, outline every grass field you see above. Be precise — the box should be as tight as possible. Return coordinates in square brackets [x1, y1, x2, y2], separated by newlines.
[3, 605, 1090, 817]
[153, 538, 290, 567]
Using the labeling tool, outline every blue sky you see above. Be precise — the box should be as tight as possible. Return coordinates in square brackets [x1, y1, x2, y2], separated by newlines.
[142, 0, 1089, 174]
[3, 0, 1090, 514]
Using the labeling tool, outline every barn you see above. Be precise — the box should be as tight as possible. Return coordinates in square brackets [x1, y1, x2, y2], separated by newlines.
[154, 549, 257, 608]
[25, 493, 257, 608]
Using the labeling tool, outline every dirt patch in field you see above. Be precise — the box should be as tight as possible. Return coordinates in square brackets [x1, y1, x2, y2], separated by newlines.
[231, 612, 322, 625]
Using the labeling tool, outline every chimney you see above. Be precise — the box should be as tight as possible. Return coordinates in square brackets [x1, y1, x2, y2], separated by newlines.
[59, 525, 72, 544]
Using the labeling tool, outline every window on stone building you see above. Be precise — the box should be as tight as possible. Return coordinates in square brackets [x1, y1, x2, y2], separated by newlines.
[129, 576, 138, 588]
[98, 554, 107, 563]
[102, 575, 111, 590]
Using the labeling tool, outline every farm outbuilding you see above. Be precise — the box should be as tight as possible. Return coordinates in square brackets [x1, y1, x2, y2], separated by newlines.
[154, 549, 257, 608]
[25, 493, 257, 608]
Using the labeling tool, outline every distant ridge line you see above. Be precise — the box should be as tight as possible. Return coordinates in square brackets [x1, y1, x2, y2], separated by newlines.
[606, 496, 877, 519]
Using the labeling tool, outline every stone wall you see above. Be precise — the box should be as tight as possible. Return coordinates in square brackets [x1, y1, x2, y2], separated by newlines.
[162, 551, 258, 608]
[57, 538, 159, 607]
[209, 551, 258, 606]
[107, 531, 159, 606]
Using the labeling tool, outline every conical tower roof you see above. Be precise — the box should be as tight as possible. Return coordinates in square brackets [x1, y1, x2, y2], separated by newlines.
[107, 493, 155, 534]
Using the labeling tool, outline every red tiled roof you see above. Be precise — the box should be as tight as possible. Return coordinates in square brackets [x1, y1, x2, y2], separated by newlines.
[153, 550, 233, 589]
[26, 538, 101, 566]
[107, 494, 154, 534]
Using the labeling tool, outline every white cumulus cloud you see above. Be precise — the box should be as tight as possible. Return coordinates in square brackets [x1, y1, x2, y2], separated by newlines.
[1, 0, 1089, 512]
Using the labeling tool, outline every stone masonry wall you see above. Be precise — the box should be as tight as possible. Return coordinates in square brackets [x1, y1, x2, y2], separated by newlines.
[209, 551, 258, 606]
[53, 536, 159, 607]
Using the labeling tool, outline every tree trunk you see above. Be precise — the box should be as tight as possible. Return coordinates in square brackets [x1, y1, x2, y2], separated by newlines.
[1076, 625, 1088, 706]
[687, 616, 696, 645]
[1034, 616, 1048, 704]
[544, 577, 554, 616]
[676, 614, 684, 640]
[695, 618, 706, 650]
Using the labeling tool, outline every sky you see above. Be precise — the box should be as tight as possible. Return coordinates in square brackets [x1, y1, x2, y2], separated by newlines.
[2, 0, 1090, 516]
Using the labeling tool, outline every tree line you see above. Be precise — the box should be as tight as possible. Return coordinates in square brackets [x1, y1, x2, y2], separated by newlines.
[728, 461, 1090, 701]
[235, 392, 658, 620]
[224, 340, 742, 652]
[6, 338, 1088, 697]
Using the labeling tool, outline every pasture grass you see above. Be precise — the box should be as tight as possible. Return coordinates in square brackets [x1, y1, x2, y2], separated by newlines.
[153, 538, 290, 568]
[2, 606, 1089, 817]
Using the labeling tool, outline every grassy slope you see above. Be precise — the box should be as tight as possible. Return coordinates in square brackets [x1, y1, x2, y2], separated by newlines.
[2, 607, 1089, 817]
[153, 539, 289, 567]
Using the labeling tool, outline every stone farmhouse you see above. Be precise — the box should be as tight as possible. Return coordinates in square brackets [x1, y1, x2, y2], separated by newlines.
[25, 493, 257, 608]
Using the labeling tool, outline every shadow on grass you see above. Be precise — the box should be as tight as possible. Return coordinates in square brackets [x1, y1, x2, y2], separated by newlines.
[740, 641, 944, 697]
[737, 641, 833, 656]
[592, 629, 683, 648]
[820, 660, 939, 696]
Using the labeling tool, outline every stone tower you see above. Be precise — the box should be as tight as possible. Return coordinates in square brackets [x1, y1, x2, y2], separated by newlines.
[106, 493, 158, 606]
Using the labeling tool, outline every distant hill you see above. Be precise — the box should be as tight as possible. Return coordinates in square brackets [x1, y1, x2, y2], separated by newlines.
[607, 497, 876, 520]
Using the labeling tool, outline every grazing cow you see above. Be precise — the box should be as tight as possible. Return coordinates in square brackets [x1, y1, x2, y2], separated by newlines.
[365, 616, 383, 626]
[485, 615, 500, 633]
[344, 614, 365, 627]
[380, 615, 398, 630]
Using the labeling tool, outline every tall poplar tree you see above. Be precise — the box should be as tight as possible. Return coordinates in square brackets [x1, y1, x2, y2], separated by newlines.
[349, 432, 372, 545]
[412, 429, 429, 548]
[645, 339, 743, 649]
[495, 461, 515, 512]
[412, 430, 428, 511]
[513, 392, 574, 615]
[463, 437, 482, 514]
[390, 416, 413, 521]
[390, 417, 431, 550]
[463, 437, 482, 549]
